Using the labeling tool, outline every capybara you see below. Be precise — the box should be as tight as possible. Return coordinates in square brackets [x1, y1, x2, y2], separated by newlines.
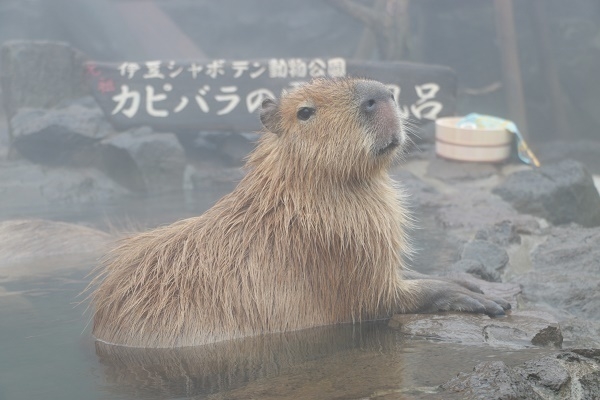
[91, 78, 509, 348]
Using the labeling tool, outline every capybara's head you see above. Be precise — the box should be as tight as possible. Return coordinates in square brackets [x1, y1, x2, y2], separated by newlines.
[256, 78, 406, 179]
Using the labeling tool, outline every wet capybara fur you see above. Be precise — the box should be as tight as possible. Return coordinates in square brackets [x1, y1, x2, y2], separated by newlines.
[91, 78, 509, 348]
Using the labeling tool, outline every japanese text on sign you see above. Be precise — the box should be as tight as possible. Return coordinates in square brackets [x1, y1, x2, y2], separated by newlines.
[87, 57, 455, 132]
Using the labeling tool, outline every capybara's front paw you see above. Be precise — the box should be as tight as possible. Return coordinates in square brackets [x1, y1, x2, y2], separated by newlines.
[406, 279, 511, 317]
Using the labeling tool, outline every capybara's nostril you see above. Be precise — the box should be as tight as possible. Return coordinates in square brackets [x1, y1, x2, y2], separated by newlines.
[361, 98, 378, 114]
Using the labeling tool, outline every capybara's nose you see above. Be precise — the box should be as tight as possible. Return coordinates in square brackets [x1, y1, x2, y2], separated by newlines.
[356, 81, 395, 115]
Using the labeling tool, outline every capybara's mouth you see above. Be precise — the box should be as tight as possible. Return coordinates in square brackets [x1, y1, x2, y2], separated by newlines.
[376, 136, 400, 156]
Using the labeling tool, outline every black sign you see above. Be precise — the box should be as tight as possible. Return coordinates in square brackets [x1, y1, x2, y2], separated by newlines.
[86, 57, 457, 132]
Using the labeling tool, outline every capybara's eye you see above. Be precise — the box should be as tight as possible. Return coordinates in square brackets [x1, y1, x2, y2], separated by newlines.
[297, 107, 315, 121]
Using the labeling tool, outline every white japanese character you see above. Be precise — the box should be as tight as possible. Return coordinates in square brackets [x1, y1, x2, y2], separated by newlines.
[308, 58, 327, 77]
[411, 102, 442, 120]
[167, 61, 184, 78]
[249, 62, 266, 79]
[268, 59, 288, 78]
[188, 63, 203, 79]
[195, 85, 210, 113]
[205, 60, 225, 79]
[145, 84, 170, 117]
[143, 61, 165, 79]
[111, 85, 140, 118]
[411, 83, 442, 120]
[287, 59, 307, 78]
[415, 83, 440, 104]
[118, 62, 140, 79]
[232, 61, 249, 78]
[246, 88, 276, 113]
[215, 86, 240, 115]
[327, 58, 346, 78]
[173, 96, 189, 113]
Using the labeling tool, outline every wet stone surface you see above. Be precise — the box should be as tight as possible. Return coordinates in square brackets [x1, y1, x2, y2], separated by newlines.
[440, 351, 600, 400]
[493, 159, 600, 227]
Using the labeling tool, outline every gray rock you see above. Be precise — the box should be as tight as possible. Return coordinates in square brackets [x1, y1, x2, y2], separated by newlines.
[530, 326, 563, 348]
[10, 103, 114, 167]
[1, 40, 88, 118]
[560, 318, 600, 348]
[474, 220, 521, 247]
[102, 127, 186, 193]
[180, 131, 258, 166]
[441, 351, 600, 399]
[493, 160, 600, 227]
[0, 159, 130, 210]
[515, 356, 571, 393]
[449, 258, 500, 282]
[461, 240, 509, 282]
[389, 310, 556, 349]
[441, 360, 543, 399]
[580, 371, 600, 399]
[435, 189, 537, 235]
[515, 225, 600, 321]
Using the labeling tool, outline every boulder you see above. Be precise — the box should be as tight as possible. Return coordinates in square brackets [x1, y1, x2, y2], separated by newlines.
[474, 220, 521, 247]
[102, 127, 186, 193]
[441, 361, 543, 399]
[1, 40, 88, 118]
[493, 160, 600, 227]
[441, 351, 600, 399]
[460, 240, 509, 282]
[177, 131, 258, 166]
[515, 225, 600, 321]
[389, 310, 558, 349]
[9, 100, 114, 167]
[0, 159, 130, 210]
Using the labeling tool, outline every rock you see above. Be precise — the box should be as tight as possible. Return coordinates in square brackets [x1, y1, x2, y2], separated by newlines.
[448, 258, 500, 282]
[515, 225, 600, 321]
[441, 351, 600, 399]
[493, 160, 600, 227]
[441, 361, 543, 399]
[435, 189, 537, 235]
[102, 127, 186, 193]
[0, 219, 112, 279]
[474, 220, 521, 247]
[427, 157, 498, 181]
[0, 159, 130, 210]
[9, 102, 114, 167]
[580, 371, 600, 399]
[516, 355, 571, 393]
[530, 326, 563, 348]
[460, 240, 509, 282]
[389, 310, 557, 349]
[177, 131, 258, 166]
[1, 40, 88, 118]
[560, 318, 600, 348]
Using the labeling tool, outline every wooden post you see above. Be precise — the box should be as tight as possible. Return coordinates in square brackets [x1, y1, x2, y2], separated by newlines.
[530, 0, 570, 139]
[493, 0, 530, 140]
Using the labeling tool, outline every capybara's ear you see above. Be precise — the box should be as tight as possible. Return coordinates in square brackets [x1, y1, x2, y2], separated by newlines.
[260, 98, 281, 134]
